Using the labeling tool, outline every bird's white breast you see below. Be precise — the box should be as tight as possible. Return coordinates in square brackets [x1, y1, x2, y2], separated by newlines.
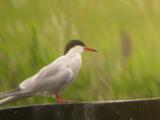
[65, 54, 82, 78]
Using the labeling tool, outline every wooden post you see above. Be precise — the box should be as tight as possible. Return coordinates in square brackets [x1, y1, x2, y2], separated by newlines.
[0, 98, 160, 120]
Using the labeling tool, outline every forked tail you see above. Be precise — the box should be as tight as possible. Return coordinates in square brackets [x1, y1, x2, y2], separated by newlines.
[0, 88, 32, 105]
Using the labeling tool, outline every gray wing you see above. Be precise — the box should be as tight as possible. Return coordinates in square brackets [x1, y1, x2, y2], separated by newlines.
[20, 56, 73, 94]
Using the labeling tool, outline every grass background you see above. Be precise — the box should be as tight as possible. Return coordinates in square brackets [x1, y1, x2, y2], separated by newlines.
[1, 0, 160, 106]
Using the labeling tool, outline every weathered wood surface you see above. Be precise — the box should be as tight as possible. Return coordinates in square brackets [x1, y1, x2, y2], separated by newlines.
[0, 98, 160, 120]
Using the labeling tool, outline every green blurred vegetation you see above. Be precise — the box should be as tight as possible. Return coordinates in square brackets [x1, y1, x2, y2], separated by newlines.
[1, 0, 160, 106]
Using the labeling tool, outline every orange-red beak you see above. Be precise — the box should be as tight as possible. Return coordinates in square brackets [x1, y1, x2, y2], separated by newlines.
[84, 47, 98, 52]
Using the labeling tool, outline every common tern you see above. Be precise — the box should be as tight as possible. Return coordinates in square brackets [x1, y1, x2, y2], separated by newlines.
[0, 40, 97, 105]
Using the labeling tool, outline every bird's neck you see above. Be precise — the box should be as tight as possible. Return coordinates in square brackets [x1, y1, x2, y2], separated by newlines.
[65, 46, 84, 58]
[65, 52, 81, 58]
[64, 51, 82, 78]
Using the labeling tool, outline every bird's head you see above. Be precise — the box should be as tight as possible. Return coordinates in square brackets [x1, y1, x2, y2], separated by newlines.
[64, 40, 97, 55]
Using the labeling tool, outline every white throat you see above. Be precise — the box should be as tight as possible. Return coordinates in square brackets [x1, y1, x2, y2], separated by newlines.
[63, 46, 83, 78]
[65, 46, 84, 58]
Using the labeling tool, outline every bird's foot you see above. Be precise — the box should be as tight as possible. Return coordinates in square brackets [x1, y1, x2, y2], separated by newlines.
[55, 94, 75, 104]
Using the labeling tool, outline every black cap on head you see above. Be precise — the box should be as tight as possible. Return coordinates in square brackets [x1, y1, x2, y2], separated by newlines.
[64, 40, 86, 54]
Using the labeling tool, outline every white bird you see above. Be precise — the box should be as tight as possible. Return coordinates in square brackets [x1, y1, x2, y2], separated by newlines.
[0, 40, 97, 105]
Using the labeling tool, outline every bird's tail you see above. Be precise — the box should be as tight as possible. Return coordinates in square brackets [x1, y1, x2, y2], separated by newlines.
[0, 88, 21, 99]
[0, 88, 32, 105]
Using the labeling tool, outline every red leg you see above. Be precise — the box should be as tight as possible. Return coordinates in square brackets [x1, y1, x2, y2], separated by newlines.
[55, 94, 75, 104]
[55, 94, 66, 104]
